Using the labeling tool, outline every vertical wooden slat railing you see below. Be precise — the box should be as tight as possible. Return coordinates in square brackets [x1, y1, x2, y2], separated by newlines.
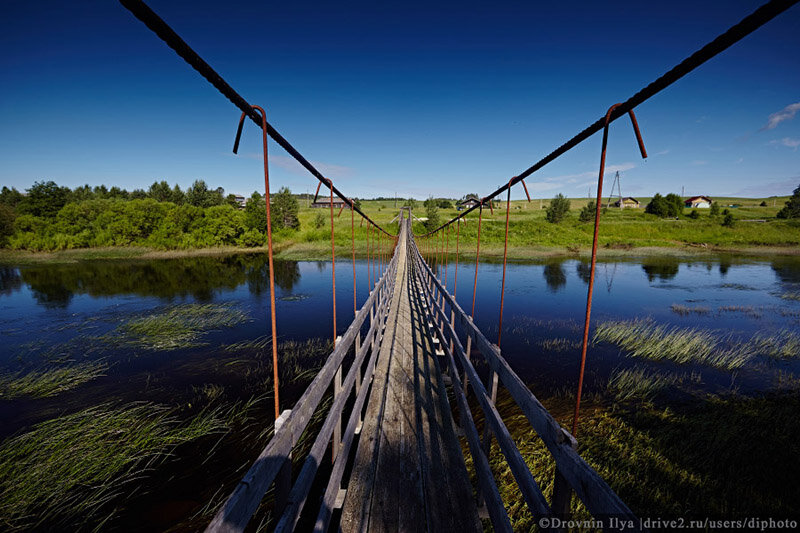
[407, 230, 642, 530]
[205, 220, 402, 533]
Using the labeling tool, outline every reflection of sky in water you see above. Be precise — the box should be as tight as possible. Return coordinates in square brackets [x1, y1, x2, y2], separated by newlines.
[1, 255, 799, 401]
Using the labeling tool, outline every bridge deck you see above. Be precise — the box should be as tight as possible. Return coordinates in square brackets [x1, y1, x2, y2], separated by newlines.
[340, 229, 481, 532]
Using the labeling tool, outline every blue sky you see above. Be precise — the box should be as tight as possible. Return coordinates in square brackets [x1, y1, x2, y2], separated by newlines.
[1, 1, 798, 200]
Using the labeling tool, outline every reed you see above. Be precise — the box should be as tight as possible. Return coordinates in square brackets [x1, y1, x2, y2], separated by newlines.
[752, 330, 800, 359]
[113, 303, 249, 350]
[537, 337, 582, 351]
[0, 402, 228, 530]
[0, 361, 107, 399]
[593, 319, 750, 370]
[607, 366, 699, 401]
[781, 291, 800, 301]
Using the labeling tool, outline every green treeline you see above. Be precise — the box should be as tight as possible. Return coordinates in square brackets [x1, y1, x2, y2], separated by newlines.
[0, 180, 299, 251]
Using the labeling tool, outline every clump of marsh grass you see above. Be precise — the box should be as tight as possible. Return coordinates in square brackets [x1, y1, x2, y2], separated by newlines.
[0, 402, 228, 530]
[111, 303, 249, 350]
[224, 334, 272, 352]
[719, 283, 758, 291]
[593, 319, 750, 370]
[752, 330, 800, 359]
[607, 366, 700, 402]
[718, 305, 762, 318]
[781, 292, 800, 301]
[670, 304, 710, 316]
[0, 361, 108, 399]
[537, 337, 582, 351]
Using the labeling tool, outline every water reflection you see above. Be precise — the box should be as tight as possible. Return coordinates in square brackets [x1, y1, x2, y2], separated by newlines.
[13, 255, 301, 308]
[543, 262, 566, 292]
[641, 260, 680, 282]
[0, 267, 22, 297]
[576, 262, 592, 284]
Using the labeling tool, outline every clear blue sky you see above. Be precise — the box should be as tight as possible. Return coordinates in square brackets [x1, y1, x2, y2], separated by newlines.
[1, 1, 798, 200]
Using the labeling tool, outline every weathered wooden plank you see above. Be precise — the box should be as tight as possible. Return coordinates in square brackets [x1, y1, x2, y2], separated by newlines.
[340, 230, 409, 532]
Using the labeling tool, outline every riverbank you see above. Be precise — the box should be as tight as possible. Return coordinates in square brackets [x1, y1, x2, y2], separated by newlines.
[3, 240, 800, 266]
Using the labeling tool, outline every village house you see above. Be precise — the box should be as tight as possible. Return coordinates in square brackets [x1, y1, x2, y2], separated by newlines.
[685, 195, 712, 208]
[310, 198, 351, 209]
[613, 197, 640, 208]
[456, 197, 482, 211]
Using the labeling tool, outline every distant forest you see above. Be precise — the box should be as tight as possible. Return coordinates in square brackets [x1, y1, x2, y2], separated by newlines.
[0, 180, 300, 251]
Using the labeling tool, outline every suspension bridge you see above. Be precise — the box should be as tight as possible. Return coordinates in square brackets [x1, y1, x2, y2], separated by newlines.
[118, 1, 798, 531]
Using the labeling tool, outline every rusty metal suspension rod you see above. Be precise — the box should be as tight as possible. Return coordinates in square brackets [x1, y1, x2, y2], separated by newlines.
[328, 181, 337, 346]
[571, 106, 647, 436]
[119, 0, 395, 237]
[418, 0, 798, 236]
[470, 207, 483, 318]
[232, 106, 281, 419]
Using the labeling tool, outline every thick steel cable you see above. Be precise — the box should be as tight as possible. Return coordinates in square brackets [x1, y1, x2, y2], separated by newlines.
[119, 0, 395, 237]
[419, 0, 798, 236]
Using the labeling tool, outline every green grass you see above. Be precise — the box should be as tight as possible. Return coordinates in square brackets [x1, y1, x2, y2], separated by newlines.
[0, 361, 108, 399]
[469, 389, 800, 530]
[0, 402, 228, 530]
[781, 291, 800, 301]
[111, 303, 249, 350]
[593, 319, 751, 370]
[607, 366, 700, 402]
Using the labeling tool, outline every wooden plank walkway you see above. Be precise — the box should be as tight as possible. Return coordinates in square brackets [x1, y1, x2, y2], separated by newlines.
[340, 227, 481, 533]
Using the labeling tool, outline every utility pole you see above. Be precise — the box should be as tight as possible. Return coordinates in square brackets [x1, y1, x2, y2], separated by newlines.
[681, 186, 685, 198]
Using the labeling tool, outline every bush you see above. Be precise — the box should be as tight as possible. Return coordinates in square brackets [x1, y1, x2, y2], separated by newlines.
[545, 194, 571, 223]
[777, 185, 800, 219]
[646, 193, 683, 217]
[689, 209, 700, 219]
[710, 202, 720, 217]
[722, 213, 735, 227]
[578, 201, 597, 223]
[760, 200, 768, 207]
[314, 212, 326, 228]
